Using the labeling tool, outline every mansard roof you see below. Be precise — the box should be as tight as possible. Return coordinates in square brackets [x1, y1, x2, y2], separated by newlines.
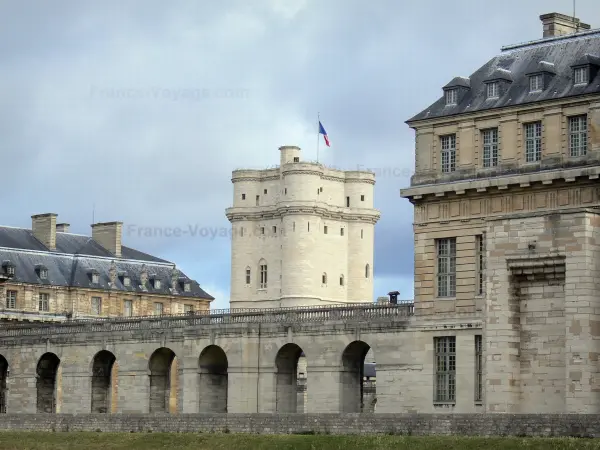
[0, 227, 214, 300]
[408, 30, 600, 123]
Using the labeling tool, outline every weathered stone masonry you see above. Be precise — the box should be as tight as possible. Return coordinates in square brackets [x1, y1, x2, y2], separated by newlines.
[0, 303, 486, 415]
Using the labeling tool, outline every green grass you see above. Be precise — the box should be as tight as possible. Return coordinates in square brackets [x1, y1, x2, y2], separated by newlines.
[0, 433, 597, 450]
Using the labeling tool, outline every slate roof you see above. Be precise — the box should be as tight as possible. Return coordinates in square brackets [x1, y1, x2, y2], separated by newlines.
[0, 227, 214, 300]
[408, 29, 600, 123]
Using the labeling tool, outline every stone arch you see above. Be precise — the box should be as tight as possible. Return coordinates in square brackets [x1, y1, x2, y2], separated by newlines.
[365, 264, 370, 278]
[90, 350, 116, 413]
[148, 347, 176, 413]
[275, 343, 305, 413]
[36, 352, 60, 413]
[0, 355, 8, 413]
[340, 340, 372, 413]
[198, 345, 228, 413]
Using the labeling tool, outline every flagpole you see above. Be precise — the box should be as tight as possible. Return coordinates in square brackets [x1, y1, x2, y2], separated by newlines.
[317, 112, 320, 163]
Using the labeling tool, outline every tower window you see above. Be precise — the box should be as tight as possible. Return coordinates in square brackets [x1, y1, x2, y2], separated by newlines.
[361, 195, 365, 201]
[365, 264, 370, 278]
[324, 226, 328, 234]
[264, 189, 267, 194]
[272, 226, 277, 234]
[361, 229, 364, 239]
[293, 157, 299, 162]
[340, 228, 344, 236]
[322, 273, 327, 285]
[346, 196, 350, 207]
[256, 195, 260, 206]
[339, 274, 344, 286]
[245, 267, 251, 285]
[259, 263, 268, 289]
[261, 227, 265, 235]
[241, 193, 246, 200]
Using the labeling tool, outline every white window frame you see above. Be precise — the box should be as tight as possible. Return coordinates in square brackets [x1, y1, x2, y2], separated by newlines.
[482, 128, 499, 168]
[574, 67, 588, 85]
[123, 299, 133, 317]
[440, 134, 456, 173]
[445, 88, 457, 105]
[524, 122, 542, 162]
[568, 115, 587, 157]
[91, 296, 102, 315]
[529, 74, 543, 92]
[39, 293, 50, 312]
[486, 81, 499, 99]
[6, 290, 16, 309]
[436, 238, 456, 298]
[154, 302, 164, 315]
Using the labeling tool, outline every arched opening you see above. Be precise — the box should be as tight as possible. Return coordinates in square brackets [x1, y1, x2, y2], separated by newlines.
[91, 350, 116, 413]
[340, 341, 375, 413]
[339, 274, 345, 286]
[258, 258, 268, 289]
[0, 355, 8, 413]
[148, 347, 176, 413]
[36, 353, 60, 413]
[275, 343, 305, 413]
[198, 345, 228, 413]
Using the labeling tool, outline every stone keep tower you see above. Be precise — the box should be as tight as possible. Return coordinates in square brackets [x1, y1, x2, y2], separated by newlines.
[226, 146, 381, 309]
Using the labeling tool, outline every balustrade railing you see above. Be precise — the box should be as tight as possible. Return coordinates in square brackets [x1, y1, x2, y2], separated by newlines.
[0, 301, 414, 337]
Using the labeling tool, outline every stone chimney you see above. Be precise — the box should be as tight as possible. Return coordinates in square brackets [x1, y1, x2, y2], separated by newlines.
[56, 223, 70, 233]
[540, 12, 590, 38]
[31, 213, 57, 250]
[91, 221, 123, 257]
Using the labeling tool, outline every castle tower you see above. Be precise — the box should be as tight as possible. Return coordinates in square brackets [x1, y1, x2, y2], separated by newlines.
[225, 146, 381, 309]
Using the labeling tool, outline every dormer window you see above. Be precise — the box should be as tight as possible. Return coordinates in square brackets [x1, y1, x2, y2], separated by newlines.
[151, 278, 161, 289]
[574, 67, 588, 85]
[445, 88, 457, 105]
[184, 282, 191, 292]
[529, 74, 543, 92]
[36, 265, 48, 280]
[123, 276, 130, 287]
[88, 269, 99, 284]
[2, 261, 14, 277]
[486, 81, 499, 99]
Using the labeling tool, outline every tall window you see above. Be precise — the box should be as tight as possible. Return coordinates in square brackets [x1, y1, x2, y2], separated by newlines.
[365, 264, 370, 279]
[6, 290, 16, 309]
[154, 302, 164, 315]
[91, 296, 102, 315]
[569, 115, 587, 157]
[123, 300, 133, 317]
[259, 263, 268, 289]
[184, 304, 194, 313]
[486, 81, 499, 99]
[574, 67, 588, 85]
[436, 238, 456, 297]
[445, 88, 457, 105]
[482, 128, 499, 168]
[524, 122, 542, 162]
[440, 134, 456, 173]
[245, 267, 251, 284]
[529, 74, 543, 92]
[39, 293, 49, 312]
[434, 336, 456, 403]
[475, 335, 483, 403]
[322, 273, 327, 284]
[476, 234, 485, 296]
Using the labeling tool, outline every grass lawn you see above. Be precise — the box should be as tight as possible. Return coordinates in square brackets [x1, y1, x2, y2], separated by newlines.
[0, 433, 597, 450]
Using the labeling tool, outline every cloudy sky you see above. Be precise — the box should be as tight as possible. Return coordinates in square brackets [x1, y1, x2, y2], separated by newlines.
[1, 0, 597, 309]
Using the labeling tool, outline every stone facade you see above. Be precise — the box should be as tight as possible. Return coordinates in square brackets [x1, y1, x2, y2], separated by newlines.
[225, 146, 380, 309]
[400, 12, 600, 414]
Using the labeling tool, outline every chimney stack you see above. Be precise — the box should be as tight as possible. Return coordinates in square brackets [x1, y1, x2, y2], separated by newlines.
[31, 213, 58, 250]
[540, 12, 590, 38]
[56, 223, 70, 233]
[91, 221, 123, 257]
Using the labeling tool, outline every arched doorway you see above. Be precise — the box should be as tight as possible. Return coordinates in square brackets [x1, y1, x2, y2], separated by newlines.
[340, 341, 373, 413]
[36, 353, 60, 413]
[198, 345, 228, 413]
[0, 355, 8, 413]
[91, 350, 116, 413]
[148, 347, 176, 413]
[275, 343, 305, 413]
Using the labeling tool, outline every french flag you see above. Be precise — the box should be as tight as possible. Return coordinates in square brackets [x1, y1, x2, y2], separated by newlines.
[319, 121, 330, 147]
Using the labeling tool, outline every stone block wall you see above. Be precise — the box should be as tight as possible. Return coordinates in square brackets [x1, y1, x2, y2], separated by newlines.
[0, 413, 599, 437]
